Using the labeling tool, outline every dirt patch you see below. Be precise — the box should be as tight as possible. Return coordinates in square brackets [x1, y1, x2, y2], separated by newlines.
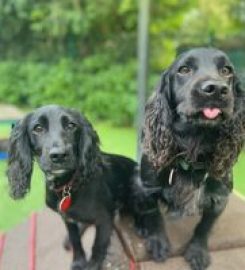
[0, 139, 8, 151]
[0, 104, 24, 120]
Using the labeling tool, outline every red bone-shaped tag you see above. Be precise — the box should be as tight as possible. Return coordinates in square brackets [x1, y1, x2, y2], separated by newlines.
[59, 195, 72, 212]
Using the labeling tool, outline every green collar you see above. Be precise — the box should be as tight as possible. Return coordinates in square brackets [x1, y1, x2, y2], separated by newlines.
[168, 158, 209, 186]
[178, 159, 191, 171]
[177, 158, 207, 171]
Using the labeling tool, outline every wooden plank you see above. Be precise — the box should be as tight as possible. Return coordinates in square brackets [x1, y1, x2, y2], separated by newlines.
[140, 248, 245, 270]
[2, 209, 129, 270]
[116, 194, 245, 262]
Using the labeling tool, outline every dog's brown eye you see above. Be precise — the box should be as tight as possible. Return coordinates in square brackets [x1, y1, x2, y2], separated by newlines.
[178, 66, 192, 75]
[67, 122, 76, 130]
[33, 124, 44, 133]
[220, 66, 232, 76]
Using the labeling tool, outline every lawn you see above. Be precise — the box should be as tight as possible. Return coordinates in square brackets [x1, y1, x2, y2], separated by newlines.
[0, 122, 11, 139]
[0, 121, 244, 232]
[233, 152, 245, 196]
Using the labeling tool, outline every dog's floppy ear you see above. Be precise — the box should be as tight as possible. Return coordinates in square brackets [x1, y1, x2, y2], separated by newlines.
[7, 114, 33, 199]
[77, 115, 101, 180]
[209, 75, 245, 179]
[142, 70, 175, 169]
[233, 74, 245, 113]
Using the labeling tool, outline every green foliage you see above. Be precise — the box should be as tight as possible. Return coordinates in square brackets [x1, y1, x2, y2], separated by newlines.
[0, 0, 244, 126]
[0, 57, 146, 126]
[179, 0, 245, 46]
[0, 0, 244, 64]
[149, 0, 195, 68]
[148, 0, 245, 69]
[0, 0, 137, 60]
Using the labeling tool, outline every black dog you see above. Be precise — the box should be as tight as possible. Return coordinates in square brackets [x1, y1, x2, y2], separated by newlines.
[7, 105, 137, 270]
[134, 48, 245, 270]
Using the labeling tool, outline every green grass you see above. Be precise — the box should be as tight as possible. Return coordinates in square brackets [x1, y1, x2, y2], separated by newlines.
[0, 163, 45, 231]
[95, 122, 137, 159]
[0, 122, 11, 139]
[234, 152, 245, 195]
[0, 121, 244, 233]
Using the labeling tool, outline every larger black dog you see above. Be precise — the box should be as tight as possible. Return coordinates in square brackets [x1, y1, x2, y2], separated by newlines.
[134, 48, 245, 270]
[7, 105, 137, 270]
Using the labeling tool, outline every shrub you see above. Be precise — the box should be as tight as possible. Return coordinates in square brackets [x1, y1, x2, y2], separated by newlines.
[0, 55, 160, 126]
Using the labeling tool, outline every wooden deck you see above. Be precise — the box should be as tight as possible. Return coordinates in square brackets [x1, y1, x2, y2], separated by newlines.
[1, 194, 245, 269]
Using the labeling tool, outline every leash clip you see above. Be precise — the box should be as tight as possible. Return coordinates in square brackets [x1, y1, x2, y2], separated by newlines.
[62, 185, 71, 197]
[168, 168, 175, 185]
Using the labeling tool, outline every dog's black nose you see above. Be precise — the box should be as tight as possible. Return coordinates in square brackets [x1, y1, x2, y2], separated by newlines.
[200, 81, 229, 96]
[49, 148, 67, 163]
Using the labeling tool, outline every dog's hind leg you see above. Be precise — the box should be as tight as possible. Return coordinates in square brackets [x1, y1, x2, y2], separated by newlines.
[184, 176, 231, 270]
[134, 196, 170, 262]
[133, 155, 170, 262]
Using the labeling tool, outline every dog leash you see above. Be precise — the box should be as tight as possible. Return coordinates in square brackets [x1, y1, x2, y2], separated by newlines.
[29, 213, 37, 270]
[129, 259, 136, 270]
[0, 216, 37, 270]
[0, 233, 6, 268]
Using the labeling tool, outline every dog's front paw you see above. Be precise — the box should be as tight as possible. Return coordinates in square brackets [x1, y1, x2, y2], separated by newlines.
[146, 234, 170, 262]
[135, 223, 150, 238]
[83, 260, 101, 270]
[63, 235, 72, 251]
[184, 241, 210, 270]
[71, 259, 87, 270]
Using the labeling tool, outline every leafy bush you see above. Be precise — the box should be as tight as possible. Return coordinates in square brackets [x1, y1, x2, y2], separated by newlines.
[0, 56, 159, 126]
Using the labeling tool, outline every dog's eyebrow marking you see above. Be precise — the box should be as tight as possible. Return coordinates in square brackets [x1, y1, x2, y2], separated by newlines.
[184, 56, 196, 65]
[61, 114, 73, 128]
[35, 114, 49, 129]
[214, 55, 230, 68]
[178, 56, 197, 70]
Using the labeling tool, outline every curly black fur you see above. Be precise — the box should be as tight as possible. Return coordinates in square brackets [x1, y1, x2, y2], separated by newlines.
[143, 62, 245, 177]
[7, 114, 33, 199]
[135, 48, 245, 270]
[143, 70, 176, 169]
[7, 105, 137, 270]
[70, 109, 102, 182]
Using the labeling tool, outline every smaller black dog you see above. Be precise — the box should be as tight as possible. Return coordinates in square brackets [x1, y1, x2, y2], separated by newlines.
[7, 105, 137, 270]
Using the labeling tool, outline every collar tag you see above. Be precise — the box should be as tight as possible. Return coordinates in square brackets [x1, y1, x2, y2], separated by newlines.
[59, 186, 72, 212]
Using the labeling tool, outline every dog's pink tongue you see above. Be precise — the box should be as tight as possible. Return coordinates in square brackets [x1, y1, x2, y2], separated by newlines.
[203, 108, 221, 119]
